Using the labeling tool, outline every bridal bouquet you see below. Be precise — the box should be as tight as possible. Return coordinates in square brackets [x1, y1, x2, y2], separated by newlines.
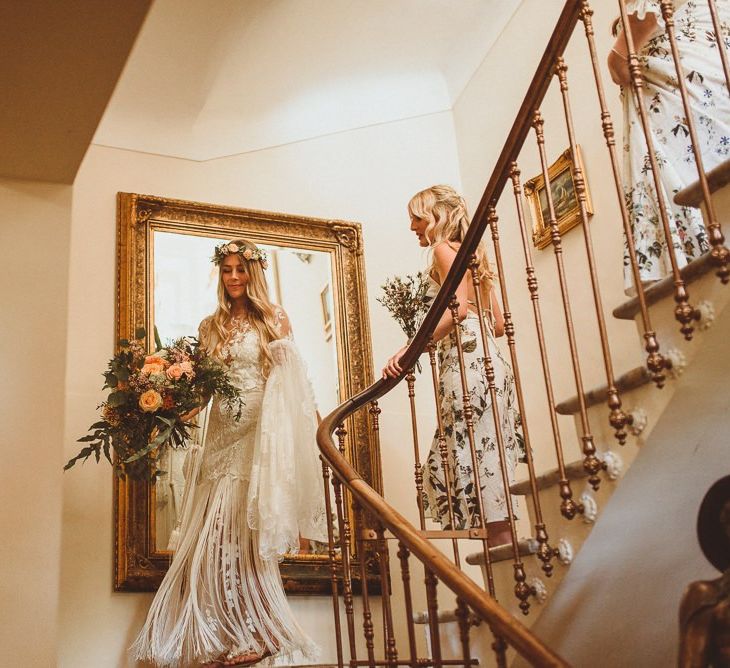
[66, 329, 243, 480]
[377, 272, 432, 371]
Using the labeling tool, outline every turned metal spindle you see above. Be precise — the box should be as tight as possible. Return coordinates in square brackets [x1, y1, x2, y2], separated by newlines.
[406, 368, 427, 530]
[617, 0, 700, 340]
[397, 543, 419, 668]
[532, 110, 605, 490]
[369, 401, 385, 493]
[509, 163, 584, 520]
[427, 340, 461, 566]
[424, 569, 443, 668]
[332, 425, 358, 664]
[466, 253, 533, 613]
[579, 0, 668, 387]
[354, 503, 377, 667]
[659, 0, 730, 282]
[555, 56, 631, 444]
[447, 295, 499, 597]
[492, 633, 509, 668]
[708, 0, 730, 95]
[322, 459, 345, 668]
[375, 525, 398, 667]
[483, 213, 557, 576]
[455, 599, 473, 666]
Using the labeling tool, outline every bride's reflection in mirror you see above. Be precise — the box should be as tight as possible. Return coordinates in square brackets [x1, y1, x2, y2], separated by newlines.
[152, 231, 339, 555]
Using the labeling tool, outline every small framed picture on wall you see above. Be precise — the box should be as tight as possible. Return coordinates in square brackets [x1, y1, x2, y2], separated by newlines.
[524, 145, 593, 250]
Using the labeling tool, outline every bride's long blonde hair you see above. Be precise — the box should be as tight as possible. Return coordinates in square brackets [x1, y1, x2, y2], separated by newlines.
[200, 238, 281, 375]
[408, 184, 495, 293]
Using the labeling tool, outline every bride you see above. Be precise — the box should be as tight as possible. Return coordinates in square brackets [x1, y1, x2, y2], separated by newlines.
[132, 238, 328, 667]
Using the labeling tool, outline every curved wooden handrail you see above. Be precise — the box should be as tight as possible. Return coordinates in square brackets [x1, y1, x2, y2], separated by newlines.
[316, 2, 581, 665]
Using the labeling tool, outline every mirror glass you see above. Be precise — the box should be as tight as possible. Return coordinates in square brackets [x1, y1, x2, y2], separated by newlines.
[151, 230, 340, 552]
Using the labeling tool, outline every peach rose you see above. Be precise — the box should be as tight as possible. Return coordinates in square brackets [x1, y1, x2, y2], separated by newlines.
[227, 243, 239, 253]
[243, 248, 253, 260]
[141, 362, 165, 376]
[144, 355, 168, 366]
[166, 364, 184, 380]
[139, 389, 163, 413]
[179, 361, 194, 377]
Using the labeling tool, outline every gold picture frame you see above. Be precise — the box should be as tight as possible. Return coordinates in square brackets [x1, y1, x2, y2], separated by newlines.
[524, 146, 593, 250]
[114, 192, 380, 594]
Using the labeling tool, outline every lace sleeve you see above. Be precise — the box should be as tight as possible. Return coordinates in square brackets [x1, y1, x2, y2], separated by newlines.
[197, 315, 213, 351]
[247, 337, 328, 559]
[273, 306, 293, 340]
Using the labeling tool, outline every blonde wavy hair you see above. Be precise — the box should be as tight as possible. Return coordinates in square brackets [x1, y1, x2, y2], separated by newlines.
[200, 238, 281, 375]
[408, 184, 495, 294]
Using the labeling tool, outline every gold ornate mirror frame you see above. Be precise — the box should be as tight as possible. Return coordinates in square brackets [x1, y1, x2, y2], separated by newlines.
[114, 192, 379, 593]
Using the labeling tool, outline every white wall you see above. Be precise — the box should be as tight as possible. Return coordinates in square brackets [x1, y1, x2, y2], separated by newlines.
[59, 111, 463, 666]
[0, 179, 72, 666]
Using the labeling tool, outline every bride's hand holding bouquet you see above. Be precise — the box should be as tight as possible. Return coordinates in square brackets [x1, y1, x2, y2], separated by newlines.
[66, 328, 243, 480]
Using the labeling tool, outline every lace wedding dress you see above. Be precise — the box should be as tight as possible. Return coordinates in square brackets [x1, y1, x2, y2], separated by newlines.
[132, 316, 328, 667]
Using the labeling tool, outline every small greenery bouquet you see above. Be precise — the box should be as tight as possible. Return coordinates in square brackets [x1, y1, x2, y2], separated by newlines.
[377, 272, 432, 371]
[66, 328, 243, 480]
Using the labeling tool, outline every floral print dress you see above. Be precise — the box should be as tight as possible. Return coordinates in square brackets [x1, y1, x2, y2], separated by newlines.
[621, 0, 730, 292]
[421, 278, 524, 530]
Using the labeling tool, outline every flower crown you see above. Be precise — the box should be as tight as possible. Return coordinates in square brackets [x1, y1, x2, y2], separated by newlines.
[212, 242, 269, 269]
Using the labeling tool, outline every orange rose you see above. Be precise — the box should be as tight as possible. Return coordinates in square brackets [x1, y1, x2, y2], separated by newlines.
[141, 362, 165, 376]
[144, 355, 168, 366]
[166, 364, 184, 380]
[139, 389, 163, 413]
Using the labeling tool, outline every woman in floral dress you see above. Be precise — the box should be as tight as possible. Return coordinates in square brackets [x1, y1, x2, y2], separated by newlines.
[383, 185, 523, 547]
[608, 0, 730, 292]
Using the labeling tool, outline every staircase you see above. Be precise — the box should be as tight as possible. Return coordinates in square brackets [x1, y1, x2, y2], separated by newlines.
[314, 1, 730, 666]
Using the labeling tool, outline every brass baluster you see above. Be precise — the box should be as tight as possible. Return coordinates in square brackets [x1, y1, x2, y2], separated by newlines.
[555, 56, 632, 444]
[424, 568, 443, 668]
[708, 0, 730, 94]
[484, 212, 557, 576]
[355, 503, 377, 667]
[578, 0, 667, 387]
[532, 110, 605, 490]
[492, 633, 508, 668]
[369, 401, 384, 494]
[617, 0, 700, 340]
[447, 295, 499, 596]
[427, 339, 461, 566]
[397, 543, 419, 668]
[322, 459, 345, 668]
[466, 252, 534, 613]
[509, 163, 584, 520]
[406, 368, 427, 530]
[333, 424, 358, 665]
[455, 599, 472, 666]
[659, 0, 730, 282]
[375, 524, 398, 667]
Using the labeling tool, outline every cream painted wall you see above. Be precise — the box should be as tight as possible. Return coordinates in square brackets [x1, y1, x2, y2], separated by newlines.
[0, 179, 72, 666]
[453, 0, 643, 476]
[59, 112, 463, 666]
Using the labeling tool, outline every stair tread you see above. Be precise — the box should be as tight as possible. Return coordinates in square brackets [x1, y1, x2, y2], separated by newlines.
[510, 458, 587, 496]
[674, 157, 730, 207]
[465, 537, 537, 566]
[613, 251, 716, 320]
[555, 365, 651, 415]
